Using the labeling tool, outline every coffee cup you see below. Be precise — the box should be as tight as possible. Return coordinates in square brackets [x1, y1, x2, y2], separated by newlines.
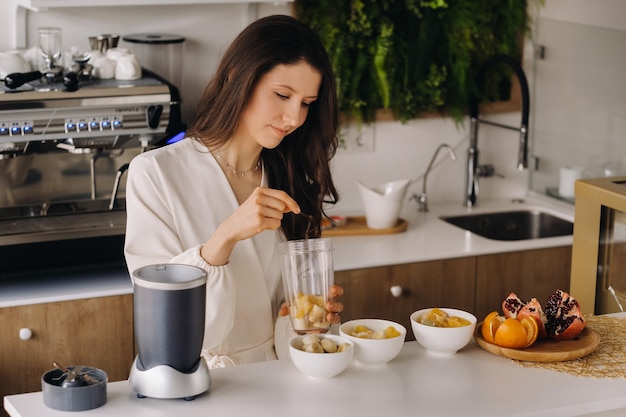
[115, 53, 141, 80]
[0, 51, 31, 79]
[93, 56, 115, 79]
[106, 47, 130, 62]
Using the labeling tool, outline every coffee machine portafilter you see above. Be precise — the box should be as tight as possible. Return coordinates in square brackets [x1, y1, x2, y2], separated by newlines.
[129, 264, 210, 400]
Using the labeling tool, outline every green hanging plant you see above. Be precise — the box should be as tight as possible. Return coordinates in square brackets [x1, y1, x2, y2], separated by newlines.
[295, 0, 533, 124]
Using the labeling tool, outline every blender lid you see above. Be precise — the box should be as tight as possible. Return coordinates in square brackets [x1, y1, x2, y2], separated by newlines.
[123, 33, 186, 44]
[132, 264, 206, 290]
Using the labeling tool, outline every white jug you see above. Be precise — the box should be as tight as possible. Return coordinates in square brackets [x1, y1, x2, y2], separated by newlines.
[357, 179, 410, 229]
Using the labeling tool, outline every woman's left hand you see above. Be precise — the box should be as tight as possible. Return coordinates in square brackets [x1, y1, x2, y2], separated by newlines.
[278, 284, 344, 324]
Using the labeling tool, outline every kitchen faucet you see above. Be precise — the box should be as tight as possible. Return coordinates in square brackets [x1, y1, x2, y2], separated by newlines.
[464, 53, 530, 207]
[411, 143, 457, 212]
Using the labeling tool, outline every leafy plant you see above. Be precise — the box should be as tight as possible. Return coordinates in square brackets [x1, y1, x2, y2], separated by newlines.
[295, 0, 532, 124]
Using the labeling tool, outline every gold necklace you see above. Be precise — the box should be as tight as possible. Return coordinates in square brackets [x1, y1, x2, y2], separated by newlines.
[215, 150, 261, 177]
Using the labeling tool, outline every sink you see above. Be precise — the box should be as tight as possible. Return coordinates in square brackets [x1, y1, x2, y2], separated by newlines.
[440, 210, 573, 241]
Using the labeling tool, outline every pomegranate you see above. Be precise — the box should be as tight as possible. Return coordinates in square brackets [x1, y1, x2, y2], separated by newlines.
[517, 298, 548, 339]
[544, 289, 586, 340]
[502, 292, 526, 319]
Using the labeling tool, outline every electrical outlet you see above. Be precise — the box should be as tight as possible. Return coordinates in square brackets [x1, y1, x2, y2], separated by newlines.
[338, 123, 375, 153]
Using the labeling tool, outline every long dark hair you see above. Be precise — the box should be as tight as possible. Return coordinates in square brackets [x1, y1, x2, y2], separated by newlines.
[187, 15, 339, 240]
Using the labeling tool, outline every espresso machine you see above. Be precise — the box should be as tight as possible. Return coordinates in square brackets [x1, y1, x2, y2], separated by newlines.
[129, 264, 211, 400]
[0, 53, 184, 298]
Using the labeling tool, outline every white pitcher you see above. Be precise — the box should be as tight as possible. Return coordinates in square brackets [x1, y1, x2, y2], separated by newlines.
[357, 178, 410, 229]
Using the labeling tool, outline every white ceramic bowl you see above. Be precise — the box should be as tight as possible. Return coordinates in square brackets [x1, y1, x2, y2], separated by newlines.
[410, 308, 477, 356]
[339, 319, 407, 366]
[289, 334, 354, 378]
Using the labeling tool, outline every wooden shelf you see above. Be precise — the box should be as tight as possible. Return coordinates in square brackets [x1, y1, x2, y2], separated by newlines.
[11, 0, 292, 49]
[16, 0, 292, 10]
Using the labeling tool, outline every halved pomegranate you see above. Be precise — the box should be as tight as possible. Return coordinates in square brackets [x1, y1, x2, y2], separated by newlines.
[544, 289, 586, 340]
[517, 298, 548, 339]
[502, 292, 526, 319]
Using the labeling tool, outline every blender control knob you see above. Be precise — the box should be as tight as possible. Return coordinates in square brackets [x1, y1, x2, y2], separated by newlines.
[19, 328, 33, 340]
[390, 285, 403, 297]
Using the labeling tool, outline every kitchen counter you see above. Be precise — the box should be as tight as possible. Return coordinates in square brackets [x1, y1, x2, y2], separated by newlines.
[332, 192, 575, 271]
[5, 318, 626, 417]
[0, 192, 575, 308]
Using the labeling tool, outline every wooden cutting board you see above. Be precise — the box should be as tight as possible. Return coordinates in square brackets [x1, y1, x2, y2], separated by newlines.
[321, 216, 408, 237]
[474, 324, 601, 362]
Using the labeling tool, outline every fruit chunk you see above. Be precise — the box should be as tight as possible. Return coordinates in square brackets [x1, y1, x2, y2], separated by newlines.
[502, 292, 526, 319]
[348, 325, 401, 339]
[544, 289, 586, 340]
[418, 308, 472, 328]
[481, 311, 504, 344]
[517, 298, 548, 339]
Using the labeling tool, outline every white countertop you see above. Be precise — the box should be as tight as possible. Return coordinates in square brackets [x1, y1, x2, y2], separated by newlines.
[0, 193, 575, 308]
[6, 326, 626, 417]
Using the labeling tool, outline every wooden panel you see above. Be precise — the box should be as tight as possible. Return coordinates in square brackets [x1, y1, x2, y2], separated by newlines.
[335, 257, 476, 341]
[0, 295, 133, 415]
[475, 246, 572, 321]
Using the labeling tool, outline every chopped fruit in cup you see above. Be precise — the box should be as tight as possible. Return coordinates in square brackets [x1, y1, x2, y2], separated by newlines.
[290, 293, 330, 331]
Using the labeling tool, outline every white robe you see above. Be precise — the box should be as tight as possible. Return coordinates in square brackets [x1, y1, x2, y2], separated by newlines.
[124, 137, 293, 368]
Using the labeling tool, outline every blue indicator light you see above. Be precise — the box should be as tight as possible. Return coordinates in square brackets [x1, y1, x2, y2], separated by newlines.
[101, 120, 111, 129]
[166, 131, 186, 145]
[11, 126, 21, 135]
[112, 120, 123, 129]
[90, 121, 100, 130]
[23, 126, 33, 134]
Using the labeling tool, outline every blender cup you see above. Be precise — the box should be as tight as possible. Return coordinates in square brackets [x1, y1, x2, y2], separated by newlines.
[280, 238, 334, 334]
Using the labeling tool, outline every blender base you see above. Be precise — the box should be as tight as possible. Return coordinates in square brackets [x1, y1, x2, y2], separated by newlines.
[129, 356, 210, 400]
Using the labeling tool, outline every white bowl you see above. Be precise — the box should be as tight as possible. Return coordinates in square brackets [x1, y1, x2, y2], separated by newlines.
[339, 319, 406, 366]
[289, 334, 354, 378]
[410, 308, 477, 356]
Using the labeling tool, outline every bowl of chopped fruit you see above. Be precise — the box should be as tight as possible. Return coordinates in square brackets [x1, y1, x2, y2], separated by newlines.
[289, 334, 354, 378]
[339, 319, 406, 366]
[410, 308, 477, 356]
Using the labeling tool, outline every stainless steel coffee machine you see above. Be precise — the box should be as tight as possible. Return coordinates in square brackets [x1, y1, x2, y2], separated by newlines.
[0, 71, 183, 243]
[0, 70, 183, 281]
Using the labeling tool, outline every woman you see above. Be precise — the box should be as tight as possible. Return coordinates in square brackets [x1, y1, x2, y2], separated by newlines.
[124, 14, 343, 367]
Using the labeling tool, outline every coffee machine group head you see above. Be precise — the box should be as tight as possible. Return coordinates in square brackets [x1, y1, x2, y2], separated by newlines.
[129, 264, 210, 400]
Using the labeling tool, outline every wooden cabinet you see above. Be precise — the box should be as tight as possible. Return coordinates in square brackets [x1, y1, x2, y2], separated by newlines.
[335, 246, 572, 340]
[0, 295, 133, 417]
[335, 257, 476, 341]
[474, 246, 572, 321]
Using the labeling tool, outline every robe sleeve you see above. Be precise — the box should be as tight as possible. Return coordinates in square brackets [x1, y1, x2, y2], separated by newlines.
[125, 153, 237, 349]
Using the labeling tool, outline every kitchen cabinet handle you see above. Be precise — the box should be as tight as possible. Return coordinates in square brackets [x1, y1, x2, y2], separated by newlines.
[19, 328, 33, 340]
[390, 285, 403, 297]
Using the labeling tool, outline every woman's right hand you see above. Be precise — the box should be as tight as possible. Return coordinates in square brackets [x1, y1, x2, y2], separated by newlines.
[201, 187, 300, 265]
